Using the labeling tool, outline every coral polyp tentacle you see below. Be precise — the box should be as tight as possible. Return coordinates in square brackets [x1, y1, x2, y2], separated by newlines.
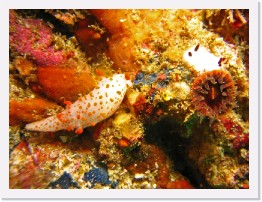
[25, 74, 133, 134]
[203, 82, 210, 90]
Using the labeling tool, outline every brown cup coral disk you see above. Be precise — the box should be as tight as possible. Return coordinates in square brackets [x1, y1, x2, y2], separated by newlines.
[192, 70, 236, 119]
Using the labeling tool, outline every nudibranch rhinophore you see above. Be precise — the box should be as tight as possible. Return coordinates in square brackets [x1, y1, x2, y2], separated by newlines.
[25, 74, 133, 134]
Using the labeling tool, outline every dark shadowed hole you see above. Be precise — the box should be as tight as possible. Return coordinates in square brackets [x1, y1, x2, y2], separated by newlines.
[144, 117, 211, 188]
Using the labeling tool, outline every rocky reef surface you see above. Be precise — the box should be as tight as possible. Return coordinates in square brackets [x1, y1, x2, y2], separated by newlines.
[9, 9, 249, 189]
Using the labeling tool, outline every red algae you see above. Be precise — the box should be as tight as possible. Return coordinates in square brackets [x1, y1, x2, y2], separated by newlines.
[132, 94, 155, 121]
[218, 114, 249, 149]
[9, 10, 65, 66]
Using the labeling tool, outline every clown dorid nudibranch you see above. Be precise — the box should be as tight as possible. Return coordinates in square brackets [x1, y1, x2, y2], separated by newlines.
[25, 74, 133, 134]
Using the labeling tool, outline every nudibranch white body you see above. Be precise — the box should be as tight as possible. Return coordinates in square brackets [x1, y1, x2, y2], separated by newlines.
[25, 74, 133, 134]
[183, 44, 221, 73]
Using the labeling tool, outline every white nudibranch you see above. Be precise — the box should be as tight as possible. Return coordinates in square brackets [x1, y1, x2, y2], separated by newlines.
[183, 44, 221, 73]
[25, 74, 133, 134]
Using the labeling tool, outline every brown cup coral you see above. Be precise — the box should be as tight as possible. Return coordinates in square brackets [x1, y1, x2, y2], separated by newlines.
[191, 70, 236, 119]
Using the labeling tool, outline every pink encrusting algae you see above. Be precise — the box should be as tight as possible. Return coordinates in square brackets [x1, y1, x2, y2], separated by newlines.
[25, 74, 133, 134]
[9, 10, 64, 66]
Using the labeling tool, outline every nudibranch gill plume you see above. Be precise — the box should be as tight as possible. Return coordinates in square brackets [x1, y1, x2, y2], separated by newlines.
[25, 74, 133, 134]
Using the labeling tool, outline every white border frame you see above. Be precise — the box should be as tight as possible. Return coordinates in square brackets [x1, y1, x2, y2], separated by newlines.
[1, 0, 259, 199]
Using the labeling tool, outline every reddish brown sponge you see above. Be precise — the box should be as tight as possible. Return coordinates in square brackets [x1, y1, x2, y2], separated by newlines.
[37, 66, 96, 105]
[74, 17, 108, 59]
[9, 98, 62, 126]
[191, 70, 236, 118]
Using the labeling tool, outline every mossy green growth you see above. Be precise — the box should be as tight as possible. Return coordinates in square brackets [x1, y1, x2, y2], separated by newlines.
[121, 143, 145, 163]
[182, 113, 200, 138]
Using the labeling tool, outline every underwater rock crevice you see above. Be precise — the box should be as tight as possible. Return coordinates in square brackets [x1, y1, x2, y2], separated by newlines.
[143, 117, 210, 188]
